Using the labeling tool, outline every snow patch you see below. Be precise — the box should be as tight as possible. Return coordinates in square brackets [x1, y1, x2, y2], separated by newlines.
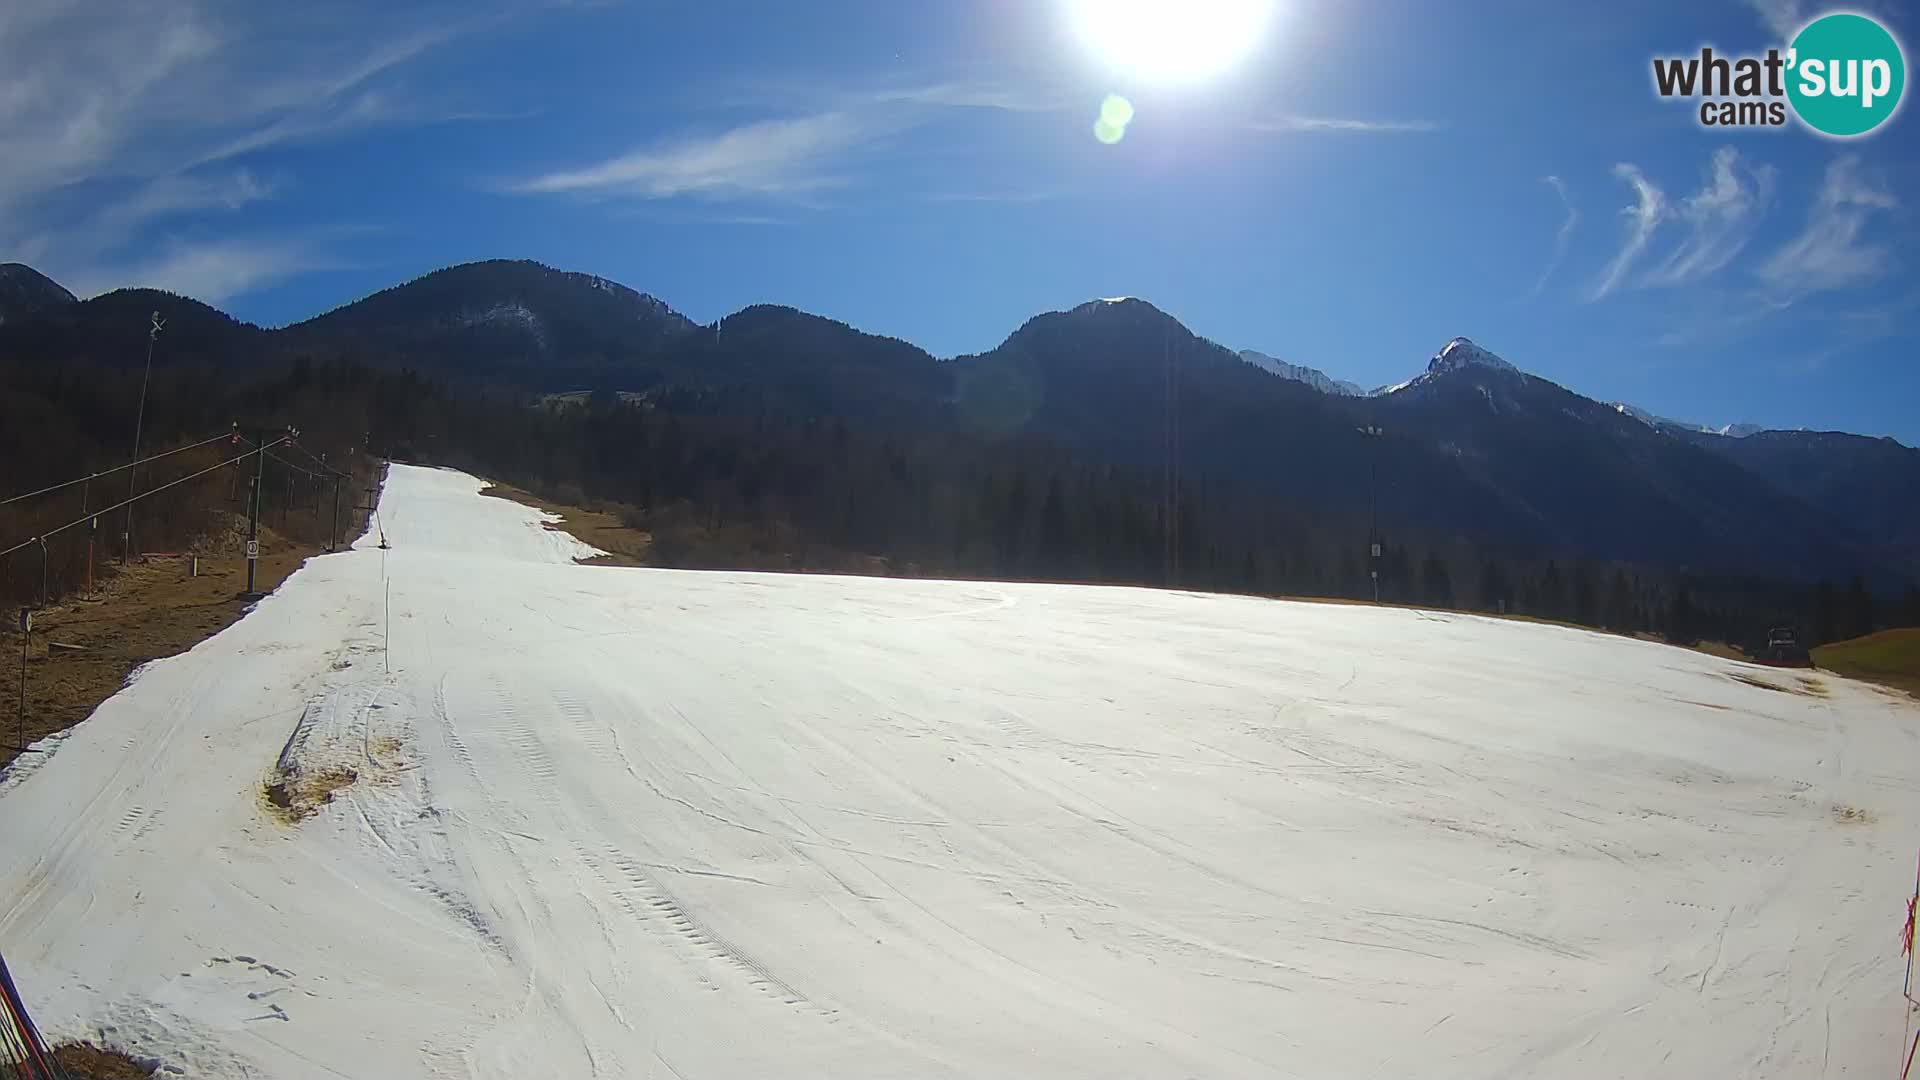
[1237, 350, 1364, 396]
[0, 465, 1912, 1077]
[1610, 402, 1765, 438]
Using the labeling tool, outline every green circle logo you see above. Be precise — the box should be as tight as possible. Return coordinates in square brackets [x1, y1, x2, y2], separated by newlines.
[1787, 13, 1905, 137]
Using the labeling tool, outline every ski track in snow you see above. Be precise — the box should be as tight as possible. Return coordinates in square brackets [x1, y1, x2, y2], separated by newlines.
[2, 464, 1917, 1077]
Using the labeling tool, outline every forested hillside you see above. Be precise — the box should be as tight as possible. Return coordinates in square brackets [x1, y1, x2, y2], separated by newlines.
[3, 260, 1915, 654]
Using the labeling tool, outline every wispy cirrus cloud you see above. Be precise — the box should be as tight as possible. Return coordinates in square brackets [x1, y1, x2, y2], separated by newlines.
[1591, 164, 1666, 300]
[1531, 175, 1579, 296]
[512, 113, 880, 201]
[1591, 147, 1772, 300]
[1647, 157, 1902, 350]
[1641, 147, 1773, 287]
[510, 78, 1062, 206]
[0, 0, 527, 299]
[1758, 155, 1898, 298]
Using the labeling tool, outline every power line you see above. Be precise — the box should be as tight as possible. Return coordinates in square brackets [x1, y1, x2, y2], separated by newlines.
[265, 450, 325, 481]
[282, 441, 349, 478]
[238, 432, 347, 480]
[0, 437, 288, 561]
[0, 430, 234, 508]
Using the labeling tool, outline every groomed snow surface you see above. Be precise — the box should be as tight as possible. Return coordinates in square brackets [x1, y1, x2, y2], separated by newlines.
[3, 465, 1918, 1078]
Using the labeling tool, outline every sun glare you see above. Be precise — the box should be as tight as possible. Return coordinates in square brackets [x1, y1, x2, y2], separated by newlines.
[1066, 0, 1275, 85]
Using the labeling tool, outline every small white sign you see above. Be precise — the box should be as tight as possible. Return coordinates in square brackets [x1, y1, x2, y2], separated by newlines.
[246, 540, 260, 560]
[1370, 543, 1382, 558]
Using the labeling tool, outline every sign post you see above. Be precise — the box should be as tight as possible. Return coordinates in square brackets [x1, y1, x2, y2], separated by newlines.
[244, 430, 266, 598]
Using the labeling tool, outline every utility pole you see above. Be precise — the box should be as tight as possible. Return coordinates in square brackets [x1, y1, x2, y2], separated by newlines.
[1359, 425, 1384, 603]
[123, 311, 163, 565]
[82, 476, 94, 600]
[327, 453, 342, 553]
[244, 429, 267, 598]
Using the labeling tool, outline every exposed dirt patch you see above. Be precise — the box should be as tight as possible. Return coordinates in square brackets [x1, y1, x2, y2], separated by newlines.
[1, 527, 318, 770]
[52, 1041, 155, 1079]
[1830, 803, 1874, 825]
[1726, 671, 1827, 697]
[480, 482, 651, 566]
[263, 764, 360, 823]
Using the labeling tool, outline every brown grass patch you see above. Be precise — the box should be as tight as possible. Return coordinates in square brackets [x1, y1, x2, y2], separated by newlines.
[263, 765, 360, 823]
[1812, 629, 1920, 702]
[52, 1042, 154, 1079]
[480, 483, 650, 567]
[1, 526, 319, 771]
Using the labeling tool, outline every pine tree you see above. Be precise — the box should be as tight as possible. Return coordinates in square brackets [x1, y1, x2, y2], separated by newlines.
[1421, 553, 1454, 608]
[1539, 561, 1567, 620]
[1810, 581, 1837, 645]
[1477, 559, 1509, 614]
[1604, 569, 1635, 632]
[1667, 583, 1696, 644]
[1571, 565, 1597, 628]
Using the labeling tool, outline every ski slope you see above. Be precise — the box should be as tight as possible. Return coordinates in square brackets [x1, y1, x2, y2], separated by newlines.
[3, 464, 1918, 1078]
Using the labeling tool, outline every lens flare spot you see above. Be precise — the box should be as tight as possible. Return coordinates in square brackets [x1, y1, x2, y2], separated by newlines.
[1093, 116, 1126, 144]
[1100, 94, 1136, 127]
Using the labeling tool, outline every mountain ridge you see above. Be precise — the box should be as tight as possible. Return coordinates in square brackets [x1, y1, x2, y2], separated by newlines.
[0, 263, 78, 327]
[0, 261, 1911, 585]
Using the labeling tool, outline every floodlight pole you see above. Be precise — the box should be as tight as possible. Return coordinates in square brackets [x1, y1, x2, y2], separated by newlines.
[123, 311, 163, 565]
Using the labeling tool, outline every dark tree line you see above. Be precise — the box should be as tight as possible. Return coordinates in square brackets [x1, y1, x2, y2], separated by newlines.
[4, 355, 1914, 653]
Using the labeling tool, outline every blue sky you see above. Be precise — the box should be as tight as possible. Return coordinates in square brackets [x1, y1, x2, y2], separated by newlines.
[3, 0, 1915, 441]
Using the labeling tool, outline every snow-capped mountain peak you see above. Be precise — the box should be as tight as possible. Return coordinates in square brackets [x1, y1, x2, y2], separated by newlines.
[1237, 350, 1364, 396]
[1427, 337, 1518, 375]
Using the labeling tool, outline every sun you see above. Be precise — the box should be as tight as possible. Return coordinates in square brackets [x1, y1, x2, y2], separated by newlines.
[1065, 0, 1275, 85]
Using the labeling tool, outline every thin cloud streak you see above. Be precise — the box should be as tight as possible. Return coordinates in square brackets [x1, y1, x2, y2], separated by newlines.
[512, 113, 880, 200]
[1531, 175, 1579, 296]
[513, 78, 1072, 206]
